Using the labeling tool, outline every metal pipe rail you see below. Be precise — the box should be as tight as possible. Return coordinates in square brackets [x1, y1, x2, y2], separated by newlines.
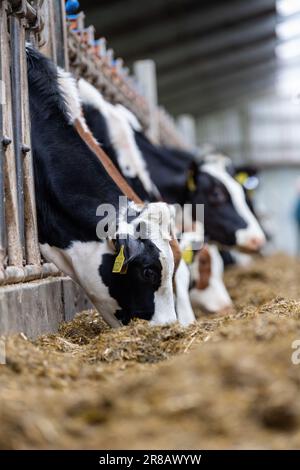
[0, 0, 45, 285]
[68, 27, 151, 131]
[66, 5, 188, 147]
[0, 262, 60, 285]
[9, 0, 37, 25]
[0, 0, 188, 288]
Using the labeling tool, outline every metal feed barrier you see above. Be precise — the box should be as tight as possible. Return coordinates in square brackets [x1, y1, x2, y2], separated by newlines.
[0, 0, 187, 337]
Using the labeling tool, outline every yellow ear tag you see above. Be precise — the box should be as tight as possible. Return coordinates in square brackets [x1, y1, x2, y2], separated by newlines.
[187, 171, 197, 192]
[235, 172, 248, 185]
[112, 246, 128, 274]
[182, 244, 194, 265]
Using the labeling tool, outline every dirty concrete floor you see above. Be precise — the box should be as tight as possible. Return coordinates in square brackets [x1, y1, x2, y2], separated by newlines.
[0, 254, 300, 449]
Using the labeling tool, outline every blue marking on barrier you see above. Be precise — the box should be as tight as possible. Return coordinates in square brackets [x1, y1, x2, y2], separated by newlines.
[65, 0, 80, 15]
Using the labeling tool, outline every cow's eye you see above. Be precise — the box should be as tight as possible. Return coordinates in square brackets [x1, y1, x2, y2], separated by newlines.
[142, 267, 159, 284]
[209, 187, 228, 205]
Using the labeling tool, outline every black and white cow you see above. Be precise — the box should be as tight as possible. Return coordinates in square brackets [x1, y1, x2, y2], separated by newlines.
[191, 153, 266, 251]
[77, 79, 195, 326]
[131, 130, 266, 252]
[78, 79, 160, 202]
[77, 88, 253, 315]
[88, 101, 265, 311]
[26, 45, 179, 327]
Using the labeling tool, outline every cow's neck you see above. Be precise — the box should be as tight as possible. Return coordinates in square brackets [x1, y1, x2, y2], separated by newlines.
[30, 105, 128, 246]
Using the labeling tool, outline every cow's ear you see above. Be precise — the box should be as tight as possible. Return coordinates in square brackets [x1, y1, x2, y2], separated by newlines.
[187, 161, 199, 192]
[191, 160, 199, 176]
[114, 234, 143, 265]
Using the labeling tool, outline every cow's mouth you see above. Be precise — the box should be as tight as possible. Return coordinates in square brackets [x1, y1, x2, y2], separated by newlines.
[115, 309, 153, 324]
[236, 234, 266, 253]
[236, 244, 264, 254]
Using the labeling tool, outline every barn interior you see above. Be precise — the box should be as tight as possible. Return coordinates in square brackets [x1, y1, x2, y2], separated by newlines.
[1, 0, 300, 454]
[82, 0, 300, 255]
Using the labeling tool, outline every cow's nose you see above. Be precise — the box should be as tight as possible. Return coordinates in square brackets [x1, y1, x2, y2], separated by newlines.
[246, 236, 265, 251]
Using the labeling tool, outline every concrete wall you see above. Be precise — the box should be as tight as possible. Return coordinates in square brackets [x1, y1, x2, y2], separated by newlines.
[0, 277, 91, 339]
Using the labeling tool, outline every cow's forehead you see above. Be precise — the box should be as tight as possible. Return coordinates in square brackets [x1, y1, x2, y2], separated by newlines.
[132, 203, 174, 238]
[180, 228, 204, 250]
[200, 161, 239, 192]
[202, 153, 231, 168]
[118, 204, 173, 276]
[136, 204, 174, 276]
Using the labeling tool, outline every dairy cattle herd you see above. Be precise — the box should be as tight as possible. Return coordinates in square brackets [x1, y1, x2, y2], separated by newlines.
[27, 45, 266, 328]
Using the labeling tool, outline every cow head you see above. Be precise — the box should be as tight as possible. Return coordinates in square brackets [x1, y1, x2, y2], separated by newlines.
[100, 202, 177, 325]
[189, 154, 266, 251]
[46, 202, 177, 327]
[27, 47, 177, 329]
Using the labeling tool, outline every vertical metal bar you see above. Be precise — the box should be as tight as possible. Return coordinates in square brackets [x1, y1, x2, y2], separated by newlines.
[37, 0, 57, 62]
[48, 0, 58, 63]
[0, 11, 7, 263]
[54, 0, 69, 70]
[0, 1, 23, 267]
[10, 15, 25, 256]
[21, 18, 41, 266]
[0, 142, 5, 259]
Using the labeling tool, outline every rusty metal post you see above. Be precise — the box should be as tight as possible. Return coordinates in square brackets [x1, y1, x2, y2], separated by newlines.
[54, 0, 69, 70]
[37, 0, 58, 62]
[21, 27, 40, 265]
[1, 1, 23, 267]
[7, 0, 40, 267]
[0, 12, 6, 271]
[9, 14, 25, 257]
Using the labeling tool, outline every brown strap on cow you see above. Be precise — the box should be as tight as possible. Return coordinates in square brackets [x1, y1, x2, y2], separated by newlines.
[74, 118, 144, 205]
[74, 117, 181, 273]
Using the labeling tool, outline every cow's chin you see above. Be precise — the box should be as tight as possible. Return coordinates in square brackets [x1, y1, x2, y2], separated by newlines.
[202, 239, 262, 254]
[236, 245, 262, 254]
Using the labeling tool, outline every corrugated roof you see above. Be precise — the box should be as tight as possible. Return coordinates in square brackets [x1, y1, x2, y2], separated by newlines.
[80, 0, 278, 116]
